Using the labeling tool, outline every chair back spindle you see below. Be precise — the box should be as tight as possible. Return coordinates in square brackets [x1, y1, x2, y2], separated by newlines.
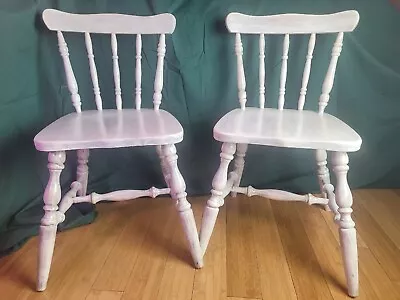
[225, 11, 359, 112]
[298, 33, 316, 110]
[259, 34, 265, 108]
[135, 34, 142, 110]
[318, 32, 343, 114]
[57, 31, 82, 113]
[84, 32, 102, 110]
[278, 34, 289, 110]
[235, 33, 247, 110]
[111, 33, 122, 110]
[153, 34, 166, 110]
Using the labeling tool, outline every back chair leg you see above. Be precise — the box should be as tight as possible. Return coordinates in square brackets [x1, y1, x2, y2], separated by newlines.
[231, 143, 248, 197]
[316, 149, 331, 211]
[37, 151, 66, 291]
[200, 142, 236, 255]
[162, 144, 203, 268]
[156, 145, 170, 187]
[77, 149, 89, 196]
[332, 151, 359, 297]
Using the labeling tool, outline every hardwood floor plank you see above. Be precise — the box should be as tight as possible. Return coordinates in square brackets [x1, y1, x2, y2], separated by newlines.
[226, 195, 262, 299]
[357, 189, 400, 249]
[192, 201, 227, 300]
[250, 197, 297, 299]
[122, 200, 177, 300]
[297, 203, 376, 299]
[271, 201, 333, 300]
[352, 195, 400, 281]
[85, 290, 123, 300]
[92, 199, 153, 291]
[155, 200, 202, 300]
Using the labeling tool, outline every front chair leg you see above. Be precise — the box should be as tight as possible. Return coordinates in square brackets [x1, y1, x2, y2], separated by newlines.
[200, 142, 236, 255]
[77, 149, 89, 196]
[332, 152, 358, 297]
[231, 143, 248, 197]
[162, 144, 203, 268]
[37, 151, 66, 291]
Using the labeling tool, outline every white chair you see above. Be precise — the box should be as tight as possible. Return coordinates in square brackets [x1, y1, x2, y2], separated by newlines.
[200, 11, 361, 297]
[34, 9, 203, 291]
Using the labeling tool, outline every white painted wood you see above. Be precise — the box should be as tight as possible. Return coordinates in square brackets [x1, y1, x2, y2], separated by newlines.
[278, 34, 289, 110]
[57, 31, 81, 113]
[298, 33, 316, 110]
[76, 187, 170, 203]
[37, 151, 66, 291]
[135, 34, 142, 110]
[84, 32, 102, 110]
[37, 10, 201, 293]
[316, 149, 330, 210]
[34, 109, 183, 151]
[200, 143, 236, 255]
[43, 9, 176, 34]
[156, 145, 171, 187]
[76, 149, 89, 196]
[111, 33, 122, 110]
[153, 34, 166, 110]
[259, 34, 266, 108]
[231, 143, 248, 197]
[162, 144, 203, 268]
[226, 10, 359, 34]
[213, 108, 362, 152]
[235, 33, 247, 109]
[232, 186, 329, 206]
[324, 183, 340, 222]
[332, 152, 359, 297]
[319, 32, 343, 114]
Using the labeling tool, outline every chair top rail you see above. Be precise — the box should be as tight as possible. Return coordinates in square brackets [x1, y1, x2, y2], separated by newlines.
[43, 9, 176, 34]
[226, 10, 359, 34]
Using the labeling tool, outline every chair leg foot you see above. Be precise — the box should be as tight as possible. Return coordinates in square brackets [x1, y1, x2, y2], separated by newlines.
[200, 142, 236, 255]
[332, 151, 359, 298]
[37, 151, 65, 291]
[162, 144, 203, 268]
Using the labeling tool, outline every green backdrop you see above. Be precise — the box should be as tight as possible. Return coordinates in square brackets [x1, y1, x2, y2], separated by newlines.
[1, 0, 399, 255]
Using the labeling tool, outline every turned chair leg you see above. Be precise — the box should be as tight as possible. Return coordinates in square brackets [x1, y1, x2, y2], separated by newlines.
[200, 142, 236, 255]
[162, 144, 203, 268]
[37, 151, 66, 291]
[156, 145, 170, 187]
[332, 152, 359, 297]
[316, 149, 332, 211]
[77, 149, 89, 196]
[231, 143, 247, 197]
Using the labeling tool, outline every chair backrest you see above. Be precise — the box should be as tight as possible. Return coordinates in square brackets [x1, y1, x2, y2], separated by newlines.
[42, 9, 176, 113]
[225, 10, 360, 113]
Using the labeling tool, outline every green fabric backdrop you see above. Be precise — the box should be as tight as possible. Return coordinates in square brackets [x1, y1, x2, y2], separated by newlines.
[1, 0, 399, 255]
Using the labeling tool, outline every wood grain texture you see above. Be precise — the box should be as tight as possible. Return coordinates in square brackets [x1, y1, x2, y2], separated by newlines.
[86, 290, 123, 300]
[2, 191, 400, 299]
[227, 195, 262, 298]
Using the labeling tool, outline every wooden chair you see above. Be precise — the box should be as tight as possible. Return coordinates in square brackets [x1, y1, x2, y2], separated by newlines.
[34, 9, 203, 292]
[200, 11, 361, 297]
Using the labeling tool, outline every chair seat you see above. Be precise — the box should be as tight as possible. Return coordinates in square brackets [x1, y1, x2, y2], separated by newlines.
[214, 108, 362, 152]
[34, 109, 183, 151]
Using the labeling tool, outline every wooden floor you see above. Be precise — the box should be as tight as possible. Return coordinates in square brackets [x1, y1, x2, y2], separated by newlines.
[1, 189, 400, 299]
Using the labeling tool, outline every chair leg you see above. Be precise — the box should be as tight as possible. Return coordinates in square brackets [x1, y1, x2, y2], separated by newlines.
[77, 149, 89, 196]
[162, 144, 203, 268]
[332, 152, 359, 297]
[316, 149, 331, 211]
[231, 143, 248, 197]
[37, 151, 66, 291]
[200, 142, 236, 255]
[156, 145, 170, 187]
